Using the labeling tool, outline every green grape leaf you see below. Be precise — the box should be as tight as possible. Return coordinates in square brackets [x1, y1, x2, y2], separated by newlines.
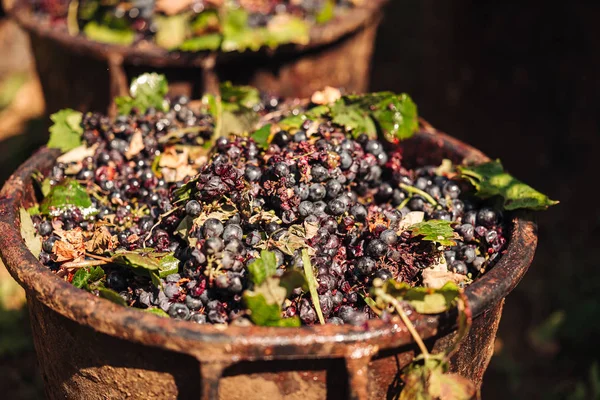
[87, 266, 105, 282]
[428, 369, 475, 400]
[39, 179, 95, 217]
[150, 271, 162, 288]
[71, 268, 90, 289]
[247, 250, 278, 285]
[243, 291, 300, 327]
[202, 83, 261, 140]
[278, 105, 330, 130]
[155, 14, 189, 50]
[47, 109, 83, 152]
[71, 266, 105, 290]
[399, 360, 433, 400]
[19, 207, 42, 258]
[316, 0, 335, 24]
[457, 160, 559, 210]
[157, 254, 180, 278]
[220, 82, 261, 109]
[83, 21, 135, 45]
[111, 249, 179, 286]
[404, 282, 461, 314]
[302, 249, 325, 325]
[174, 215, 195, 244]
[409, 220, 459, 246]
[221, 8, 264, 52]
[264, 15, 310, 48]
[376, 280, 460, 314]
[330, 92, 418, 141]
[330, 97, 377, 138]
[180, 34, 222, 51]
[97, 287, 127, 306]
[221, 109, 260, 136]
[279, 270, 308, 297]
[115, 73, 169, 115]
[27, 205, 40, 216]
[190, 10, 220, 32]
[251, 124, 272, 150]
[112, 251, 160, 272]
[144, 307, 170, 318]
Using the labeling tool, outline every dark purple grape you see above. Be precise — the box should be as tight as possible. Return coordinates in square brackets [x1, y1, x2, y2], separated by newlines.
[168, 303, 191, 320]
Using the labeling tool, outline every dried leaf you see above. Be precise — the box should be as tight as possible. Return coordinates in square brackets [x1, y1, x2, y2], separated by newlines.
[159, 146, 189, 168]
[303, 220, 319, 239]
[397, 211, 425, 232]
[422, 258, 468, 289]
[311, 86, 341, 105]
[125, 131, 145, 159]
[85, 225, 116, 253]
[57, 143, 98, 164]
[428, 370, 475, 400]
[248, 209, 282, 225]
[53, 228, 86, 263]
[19, 207, 42, 258]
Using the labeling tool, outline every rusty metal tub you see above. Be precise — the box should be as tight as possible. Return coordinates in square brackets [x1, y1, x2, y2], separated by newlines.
[0, 124, 537, 399]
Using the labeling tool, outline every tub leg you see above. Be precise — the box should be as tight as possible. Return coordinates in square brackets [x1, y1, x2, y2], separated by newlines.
[199, 361, 232, 400]
[345, 345, 379, 400]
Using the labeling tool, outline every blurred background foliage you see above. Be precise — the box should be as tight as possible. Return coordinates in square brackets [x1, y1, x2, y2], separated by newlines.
[0, 1, 597, 399]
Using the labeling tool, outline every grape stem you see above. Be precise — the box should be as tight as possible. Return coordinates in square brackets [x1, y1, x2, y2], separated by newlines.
[375, 289, 430, 357]
[85, 253, 113, 263]
[143, 206, 181, 244]
[61, 259, 108, 269]
[397, 196, 411, 210]
[399, 183, 438, 207]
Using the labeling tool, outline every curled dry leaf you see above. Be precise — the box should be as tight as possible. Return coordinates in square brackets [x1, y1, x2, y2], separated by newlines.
[161, 164, 197, 183]
[57, 144, 98, 164]
[397, 211, 425, 233]
[125, 131, 145, 159]
[19, 207, 42, 258]
[53, 228, 86, 263]
[422, 258, 468, 289]
[311, 86, 342, 105]
[159, 146, 188, 169]
[85, 225, 116, 253]
[303, 220, 319, 239]
[159, 146, 198, 182]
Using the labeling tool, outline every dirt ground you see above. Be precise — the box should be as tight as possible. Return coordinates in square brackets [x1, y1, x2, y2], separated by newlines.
[0, 1, 597, 399]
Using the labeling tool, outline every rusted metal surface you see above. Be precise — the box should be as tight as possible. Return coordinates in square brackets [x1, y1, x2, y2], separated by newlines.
[0, 127, 538, 399]
[4, 0, 387, 115]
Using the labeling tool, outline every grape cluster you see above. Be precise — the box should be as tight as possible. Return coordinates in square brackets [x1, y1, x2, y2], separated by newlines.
[34, 96, 507, 326]
[29, 0, 350, 40]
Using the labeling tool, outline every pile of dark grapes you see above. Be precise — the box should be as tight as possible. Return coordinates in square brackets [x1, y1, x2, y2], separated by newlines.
[27, 0, 351, 46]
[33, 94, 507, 326]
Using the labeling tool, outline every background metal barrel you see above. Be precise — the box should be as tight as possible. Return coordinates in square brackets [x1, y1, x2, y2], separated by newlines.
[2, 0, 387, 116]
